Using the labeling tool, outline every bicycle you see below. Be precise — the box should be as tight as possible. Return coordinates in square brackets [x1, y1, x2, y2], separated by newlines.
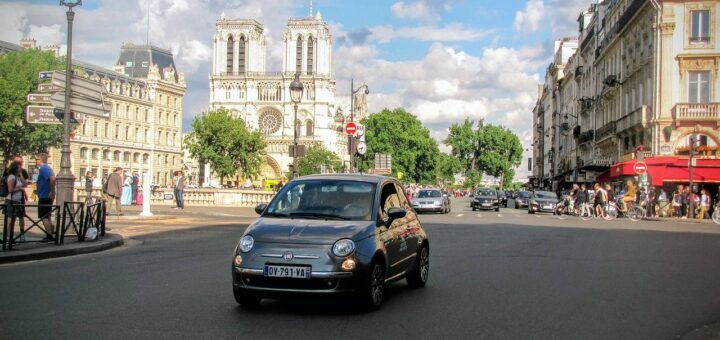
[605, 196, 646, 222]
[578, 202, 595, 220]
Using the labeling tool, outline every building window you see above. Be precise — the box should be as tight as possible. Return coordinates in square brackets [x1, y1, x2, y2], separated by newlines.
[238, 35, 246, 74]
[135, 127, 140, 142]
[226, 36, 234, 73]
[113, 151, 121, 161]
[296, 36, 302, 73]
[103, 150, 110, 160]
[94, 121, 99, 137]
[80, 147, 88, 158]
[690, 10, 710, 43]
[125, 126, 130, 140]
[688, 71, 710, 103]
[115, 124, 119, 139]
[133, 153, 139, 163]
[305, 120, 314, 137]
[307, 36, 314, 75]
[105, 123, 109, 138]
[91, 149, 99, 160]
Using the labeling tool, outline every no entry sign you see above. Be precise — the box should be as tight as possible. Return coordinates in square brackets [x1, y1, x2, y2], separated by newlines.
[345, 122, 357, 135]
[633, 161, 648, 175]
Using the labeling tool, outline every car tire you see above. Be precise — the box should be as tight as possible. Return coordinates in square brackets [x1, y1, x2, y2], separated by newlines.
[233, 287, 261, 308]
[359, 262, 385, 311]
[472, 206, 476, 211]
[515, 202, 519, 209]
[495, 207, 500, 212]
[406, 246, 429, 289]
[528, 209, 535, 214]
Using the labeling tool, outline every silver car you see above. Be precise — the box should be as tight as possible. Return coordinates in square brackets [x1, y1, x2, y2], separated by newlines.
[411, 188, 450, 214]
[232, 174, 430, 311]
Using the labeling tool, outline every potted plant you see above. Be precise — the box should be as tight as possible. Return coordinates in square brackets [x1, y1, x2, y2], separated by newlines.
[663, 126, 673, 142]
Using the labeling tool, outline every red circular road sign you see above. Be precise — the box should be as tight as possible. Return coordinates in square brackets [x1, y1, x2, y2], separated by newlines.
[345, 122, 357, 135]
[633, 161, 648, 175]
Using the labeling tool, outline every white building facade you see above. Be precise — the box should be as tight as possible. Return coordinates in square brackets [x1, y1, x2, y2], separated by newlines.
[208, 13, 350, 183]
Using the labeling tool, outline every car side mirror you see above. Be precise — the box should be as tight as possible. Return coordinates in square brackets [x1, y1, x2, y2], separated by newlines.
[387, 207, 407, 223]
[255, 203, 267, 215]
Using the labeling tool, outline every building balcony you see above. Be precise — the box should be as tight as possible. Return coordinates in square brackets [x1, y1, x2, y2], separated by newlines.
[616, 105, 650, 133]
[672, 103, 720, 126]
[578, 130, 594, 144]
[595, 121, 616, 142]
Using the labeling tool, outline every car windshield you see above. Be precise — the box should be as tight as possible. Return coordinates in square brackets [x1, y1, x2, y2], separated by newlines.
[517, 191, 531, 198]
[264, 180, 376, 221]
[417, 190, 442, 198]
[534, 191, 557, 199]
[476, 189, 495, 196]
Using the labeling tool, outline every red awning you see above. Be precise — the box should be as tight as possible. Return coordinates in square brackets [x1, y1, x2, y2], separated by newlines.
[596, 157, 720, 186]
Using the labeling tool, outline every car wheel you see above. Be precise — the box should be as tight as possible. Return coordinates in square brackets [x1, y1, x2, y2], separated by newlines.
[360, 262, 385, 311]
[407, 246, 429, 288]
[528, 209, 535, 214]
[495, 207, 500, 212]
[233, 287, 261, 307]
[472, 205, 476, 211]
[515, 202, 519, 209]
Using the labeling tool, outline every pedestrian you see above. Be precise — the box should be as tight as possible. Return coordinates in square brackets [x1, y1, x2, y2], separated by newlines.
[174, 171, 185, 210]
[101, 173, 108, 202]
[575, 184, 588, 211]
[673, 185, 685, 218]
[698, 189, 710, 220]
[121, 173, 133, 206]
[5, 160, 27, 242]
[131, 171, 139, 205]
[34, 154, 56, 242]
[84, 171, 95, 204]
[593, 183, 607, 217]
[105, 167, 124, 216]
[620, 179, 636, 212]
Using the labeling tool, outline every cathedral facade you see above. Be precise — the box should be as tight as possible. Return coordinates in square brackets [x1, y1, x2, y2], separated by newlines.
[209, 12, 351, 182]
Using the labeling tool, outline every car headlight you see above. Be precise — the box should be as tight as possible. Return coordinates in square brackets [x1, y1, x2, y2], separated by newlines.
[239, 235, 254, 253]
[493, 199, 499, 203]
[332, 239, 356, 257]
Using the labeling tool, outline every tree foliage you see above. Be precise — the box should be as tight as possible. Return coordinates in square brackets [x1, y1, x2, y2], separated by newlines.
[184, 108, 266, 183]
[297, 145, 343, 177]
[435, 152, 460, 183]
[445, 119, 523, 188]
[0, 49, 64, 164]
[360, 108, 440, 183]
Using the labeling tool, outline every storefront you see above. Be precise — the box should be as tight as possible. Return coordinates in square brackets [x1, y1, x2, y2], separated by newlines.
[597, 157, 720, 192]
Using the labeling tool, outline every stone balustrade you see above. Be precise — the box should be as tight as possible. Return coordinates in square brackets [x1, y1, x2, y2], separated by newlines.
[673, 103, 720, 123]
[75, 188, 275, 207]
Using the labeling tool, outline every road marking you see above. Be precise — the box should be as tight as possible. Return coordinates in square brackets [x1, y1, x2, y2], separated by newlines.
[497, 214, 503, 218]
[456, 214, 464, 217]
[477, 213, 482, 218]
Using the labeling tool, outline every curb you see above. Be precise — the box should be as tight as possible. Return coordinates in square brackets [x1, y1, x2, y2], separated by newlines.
[0, 233, 124, 264]
[107, 214, 177, 221]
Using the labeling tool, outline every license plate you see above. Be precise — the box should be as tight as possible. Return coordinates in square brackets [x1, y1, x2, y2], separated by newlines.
[482, 203, 490, 207]
[264, 265, 311, 279]
[543, 205, 553, 209]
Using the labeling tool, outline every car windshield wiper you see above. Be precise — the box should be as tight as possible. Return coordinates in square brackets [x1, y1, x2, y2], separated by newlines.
[288, 212, 351, 220]
[263, 212, 290, 218]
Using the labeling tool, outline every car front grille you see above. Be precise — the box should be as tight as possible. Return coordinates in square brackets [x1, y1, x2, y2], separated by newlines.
[242, 275, 339, 290]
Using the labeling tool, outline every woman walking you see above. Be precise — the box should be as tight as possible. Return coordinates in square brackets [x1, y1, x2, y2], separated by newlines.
[5, 161, 27, 242]
[121, 173, 133, 205]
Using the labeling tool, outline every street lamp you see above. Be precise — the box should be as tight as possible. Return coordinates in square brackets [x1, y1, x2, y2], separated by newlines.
[57, 0, 82, 207]
[688, 127, 700, 219]
[289, 72, 304, 178]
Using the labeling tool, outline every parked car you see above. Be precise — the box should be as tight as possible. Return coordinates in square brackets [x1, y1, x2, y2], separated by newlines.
[411, 188, 451, 214]
[514, 191, 532, 209]
[472, 188, 500, 211]
[232, 174, 430, 311]
[528, 190, 559, 214]
[497, 190, 508, 208]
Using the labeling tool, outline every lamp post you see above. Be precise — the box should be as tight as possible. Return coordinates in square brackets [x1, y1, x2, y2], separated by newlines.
[688, 128, 699, 219]
[289, 72, 304, 178]
[349, 79, 369, 172]
[57, 0, 82, 207]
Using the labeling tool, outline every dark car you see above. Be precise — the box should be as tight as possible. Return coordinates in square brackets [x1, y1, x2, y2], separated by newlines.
[528, 190, 559, 214]
[514, 191, 532, 209]
[497, 190, 508, 208]
[232, 174, 429, 311]
[471, 188, 500, 211]
[411, 188, 451, 214]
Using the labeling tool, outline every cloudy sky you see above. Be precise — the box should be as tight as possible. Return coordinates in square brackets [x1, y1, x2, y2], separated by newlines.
[1, 0, 595, 180]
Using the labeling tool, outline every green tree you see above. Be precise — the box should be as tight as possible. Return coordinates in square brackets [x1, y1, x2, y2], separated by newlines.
[435, 152, 460, 183]
[297, 144, 343, 177]
[445, 120, 523, 188]
[0, 49, 64, 165]
[184, 108, 266, 184]
[360, 108, 440, 183]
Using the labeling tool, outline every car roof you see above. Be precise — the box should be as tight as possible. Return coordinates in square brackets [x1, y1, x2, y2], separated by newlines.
[294, 173, 393, 184]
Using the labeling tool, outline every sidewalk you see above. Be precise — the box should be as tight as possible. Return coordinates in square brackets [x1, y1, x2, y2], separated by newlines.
[645, 216, 719, 225]
[113, 204, 258, 219]
[0, 231, 123, 264]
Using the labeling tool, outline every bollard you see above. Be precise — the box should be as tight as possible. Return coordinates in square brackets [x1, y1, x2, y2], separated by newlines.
[140, 172, 153, 217]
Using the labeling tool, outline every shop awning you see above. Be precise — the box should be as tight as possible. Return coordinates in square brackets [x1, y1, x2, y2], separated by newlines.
[596, 157, 720, 186]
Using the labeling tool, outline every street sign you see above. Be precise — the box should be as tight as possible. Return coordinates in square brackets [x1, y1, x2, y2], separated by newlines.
[25, 106, 78, 124]
[633, 161, 647, 175]
[39, 71, 53, 80]
[38, 83, 62, 92]
[50, 92, 110, 118]
[374, 154, 392, 169]
[27, 93, 52, 104]
[356, 141, 367, 155]
[355, 123, 365, 137]
[345, 122, 357, 135]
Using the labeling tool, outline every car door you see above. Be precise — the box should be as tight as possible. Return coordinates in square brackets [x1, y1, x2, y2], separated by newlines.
[395, 183, 419, 261]
[378, 182, 410, 278]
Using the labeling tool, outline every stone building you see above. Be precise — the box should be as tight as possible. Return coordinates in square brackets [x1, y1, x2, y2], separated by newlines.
[208, 12, 351, 185]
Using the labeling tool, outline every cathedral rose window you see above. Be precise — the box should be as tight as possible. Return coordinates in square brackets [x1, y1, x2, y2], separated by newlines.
[259, 110, 282, 134]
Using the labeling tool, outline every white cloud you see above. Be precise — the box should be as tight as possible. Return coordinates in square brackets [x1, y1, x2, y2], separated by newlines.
[514, 0, 594, 37]
[370, 23, 494, 43]
[513, 0, 545, 32]
[391, 1, 431, 20]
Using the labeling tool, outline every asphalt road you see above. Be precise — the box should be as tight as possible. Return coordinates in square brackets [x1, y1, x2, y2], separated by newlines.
[2, 197, 720, 339]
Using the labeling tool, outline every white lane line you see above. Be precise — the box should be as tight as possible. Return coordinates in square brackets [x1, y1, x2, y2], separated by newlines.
[456, 214, 464, 217]
[477, 213, 482, 218]
[497, 214, 503, 218]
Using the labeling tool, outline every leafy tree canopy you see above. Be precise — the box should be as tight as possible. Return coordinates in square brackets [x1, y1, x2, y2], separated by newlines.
[360, 108, 440, 183]
[0, 49, 64, 164]
[297, 144, 343, 177]
[184, 108, 266, 183]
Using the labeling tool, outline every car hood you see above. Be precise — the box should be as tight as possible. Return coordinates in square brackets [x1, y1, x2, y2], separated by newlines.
[245, 218, 375, 244]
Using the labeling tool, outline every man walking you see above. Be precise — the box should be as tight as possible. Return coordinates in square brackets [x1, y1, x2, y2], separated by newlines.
[106, 167, 124, 216]
[174, 171, 185, 210]
[35, 154, 56, 242]
[131, 171, 139, 205]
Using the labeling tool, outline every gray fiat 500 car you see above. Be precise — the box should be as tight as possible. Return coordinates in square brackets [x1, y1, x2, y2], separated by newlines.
[232, 174, 430, 310]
